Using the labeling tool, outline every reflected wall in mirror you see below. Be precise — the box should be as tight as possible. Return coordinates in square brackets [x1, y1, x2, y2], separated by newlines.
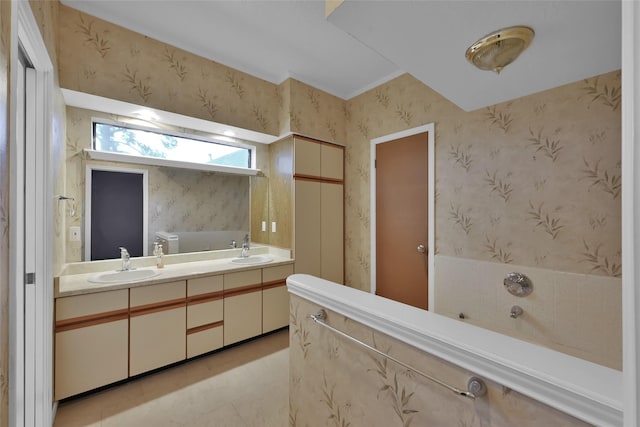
[250, 142, 271, 245]
[65, 106, 252, 261]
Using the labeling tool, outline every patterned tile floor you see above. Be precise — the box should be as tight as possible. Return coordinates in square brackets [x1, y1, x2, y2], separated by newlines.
[53, 329, 289, 427]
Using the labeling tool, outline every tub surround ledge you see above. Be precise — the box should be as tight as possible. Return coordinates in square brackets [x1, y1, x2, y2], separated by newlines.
[287, 274, 623, 427]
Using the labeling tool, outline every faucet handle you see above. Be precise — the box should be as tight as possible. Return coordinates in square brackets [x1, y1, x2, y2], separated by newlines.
[119, 247, 129, 255]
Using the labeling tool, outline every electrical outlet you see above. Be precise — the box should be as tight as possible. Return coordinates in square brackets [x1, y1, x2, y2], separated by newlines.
[69, 226, 80, 241]
[271, 222, 277, 233]
[262, 221, 266, 232]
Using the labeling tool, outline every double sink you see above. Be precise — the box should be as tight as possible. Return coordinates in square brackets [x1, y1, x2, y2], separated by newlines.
[87, 255, 274, 284]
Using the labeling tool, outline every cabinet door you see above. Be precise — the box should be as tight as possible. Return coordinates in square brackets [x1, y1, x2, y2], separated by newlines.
[187, 275, 224, 358]
[130, 281, 186, 376]
[294, 137, 321, 176]
[294, 179, 321, 276]
[224, 292, 262, 345]
[321, 182, 344, 284]
[54, 289, 129, 400]
[321, 143, 344, 181]
[224, 269, 262, 346]
[262, 264, 294, 333]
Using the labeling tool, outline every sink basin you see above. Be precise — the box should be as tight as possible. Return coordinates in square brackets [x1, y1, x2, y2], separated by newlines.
[88, 269, 160, 284]
[231, 255, 274, 265]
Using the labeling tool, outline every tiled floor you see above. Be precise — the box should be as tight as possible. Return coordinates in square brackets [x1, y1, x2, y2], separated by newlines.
[53, 329, 289, 427]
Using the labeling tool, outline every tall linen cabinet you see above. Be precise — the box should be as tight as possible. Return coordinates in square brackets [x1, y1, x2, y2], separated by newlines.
[265, 135, 344, 284]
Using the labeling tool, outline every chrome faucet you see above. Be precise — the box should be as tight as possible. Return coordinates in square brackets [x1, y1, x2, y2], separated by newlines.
[119, 247, 131, 271]
[241, 234, 250, 258]
[510, 305, 523, 319]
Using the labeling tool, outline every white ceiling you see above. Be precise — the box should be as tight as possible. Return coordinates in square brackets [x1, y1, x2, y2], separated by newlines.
[61, 0, 621, 112]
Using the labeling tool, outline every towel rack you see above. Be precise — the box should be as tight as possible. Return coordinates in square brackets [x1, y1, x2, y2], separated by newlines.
[309, 309, 484, 400]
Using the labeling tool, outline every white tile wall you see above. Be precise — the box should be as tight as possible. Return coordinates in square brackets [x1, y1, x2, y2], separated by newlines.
[434, 255, 622, 369]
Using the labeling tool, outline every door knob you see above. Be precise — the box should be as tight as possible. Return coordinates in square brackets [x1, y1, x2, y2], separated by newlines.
[417, 244, 426, 254]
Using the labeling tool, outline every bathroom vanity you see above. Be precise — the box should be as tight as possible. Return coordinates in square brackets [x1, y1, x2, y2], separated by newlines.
[53, 247, 293, 400]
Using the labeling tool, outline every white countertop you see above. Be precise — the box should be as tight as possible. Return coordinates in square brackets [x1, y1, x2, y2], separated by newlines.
[56, 245, 293, 297]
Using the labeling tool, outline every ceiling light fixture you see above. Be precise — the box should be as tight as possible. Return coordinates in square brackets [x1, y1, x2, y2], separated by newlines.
[465, 26, 534, 74]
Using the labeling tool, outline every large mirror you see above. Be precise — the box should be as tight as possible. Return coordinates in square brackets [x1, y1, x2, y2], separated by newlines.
[65, 106, 260, 262]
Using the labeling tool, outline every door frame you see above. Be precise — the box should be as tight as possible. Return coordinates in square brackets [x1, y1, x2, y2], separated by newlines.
[9, 2, 55, 426]
[84, 164, 149, 261]
[370, 123, 435, 309]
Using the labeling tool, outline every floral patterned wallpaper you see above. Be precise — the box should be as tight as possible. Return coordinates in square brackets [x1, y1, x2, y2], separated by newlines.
[0, 2, 10, 424]
[290, 295, 589, 427]
[287, 78, 346, 145]
[64, 107, 251, 262]
[55, 1, 621, 369]
[345, 72, 621, 291]
[58, 4, 280, 137]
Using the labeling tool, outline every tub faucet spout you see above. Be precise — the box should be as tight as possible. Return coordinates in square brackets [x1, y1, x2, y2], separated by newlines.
[510, 305, 523, 319]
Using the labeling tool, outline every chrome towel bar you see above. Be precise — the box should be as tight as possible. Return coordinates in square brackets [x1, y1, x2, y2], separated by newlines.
[309, 309, 482, 400]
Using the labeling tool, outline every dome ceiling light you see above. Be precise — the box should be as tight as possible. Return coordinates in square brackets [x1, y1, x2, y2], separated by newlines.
[465, 26, 534, 74]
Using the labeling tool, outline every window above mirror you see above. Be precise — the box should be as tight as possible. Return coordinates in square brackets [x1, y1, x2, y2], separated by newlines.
[93, 119, 253, 170]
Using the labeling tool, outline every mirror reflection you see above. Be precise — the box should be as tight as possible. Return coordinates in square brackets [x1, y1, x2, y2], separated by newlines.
[65, 107, 255, 261]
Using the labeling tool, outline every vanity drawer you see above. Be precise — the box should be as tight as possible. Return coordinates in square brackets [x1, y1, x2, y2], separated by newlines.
[187, 325, 223, 358]
[262, 264, 294, 283]
[56, 289, 128, 320]
[188, 275, 223, 296]
[130, 280, 186, 307]
[187, 299, 223, 329]
[224, 269, 261, 291]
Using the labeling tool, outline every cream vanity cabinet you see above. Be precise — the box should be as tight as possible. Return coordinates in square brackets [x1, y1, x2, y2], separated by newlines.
[262, 264, 294, 333]
[55, 262, 292, 399]
[187, 275, 224, 358]
[223, 269, 263, 345]
[129, 280, 187, 376]
[54, 289, 129, 400]
[265, 135, 344, 284]
[293, 137, 344, 283]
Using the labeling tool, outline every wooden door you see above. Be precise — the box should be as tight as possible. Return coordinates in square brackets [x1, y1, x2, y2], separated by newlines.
[375, 132, 429, 309]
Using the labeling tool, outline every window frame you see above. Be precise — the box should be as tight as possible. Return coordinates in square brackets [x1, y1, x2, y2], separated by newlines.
[91, 118, 257, 171]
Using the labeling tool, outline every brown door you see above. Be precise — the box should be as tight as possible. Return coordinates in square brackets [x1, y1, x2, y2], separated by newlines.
[376, 132, 429, 309]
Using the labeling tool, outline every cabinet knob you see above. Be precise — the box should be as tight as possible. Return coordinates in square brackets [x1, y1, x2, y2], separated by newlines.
[417, 244, 426, 254]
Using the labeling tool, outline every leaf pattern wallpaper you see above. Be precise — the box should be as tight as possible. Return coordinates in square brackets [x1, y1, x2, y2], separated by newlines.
[58, 6, 280, 137]
[9, 2, 620, 419]
[289, 296, 589, 427]
[287, 79, 346, 144]
[344, 72, 621, 291]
